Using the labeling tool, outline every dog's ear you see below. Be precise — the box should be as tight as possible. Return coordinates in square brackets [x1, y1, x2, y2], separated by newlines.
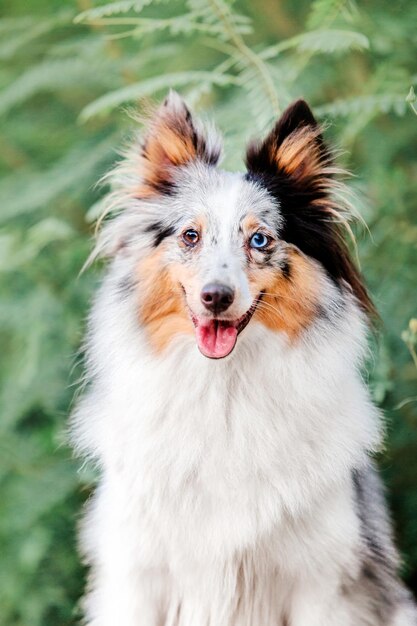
[245, 99, 328, 184]
[245, 100, 376, 319]
[137, 91, 221, 197]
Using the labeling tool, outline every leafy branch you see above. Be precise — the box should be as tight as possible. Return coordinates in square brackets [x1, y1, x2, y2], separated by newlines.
[202, 0, 281, 115]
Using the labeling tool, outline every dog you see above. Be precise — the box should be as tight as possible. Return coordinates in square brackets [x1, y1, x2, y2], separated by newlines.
[72, 91, 416, 625]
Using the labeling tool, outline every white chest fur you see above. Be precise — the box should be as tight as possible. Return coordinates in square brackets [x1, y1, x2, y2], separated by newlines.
[73, 271, 382, 625]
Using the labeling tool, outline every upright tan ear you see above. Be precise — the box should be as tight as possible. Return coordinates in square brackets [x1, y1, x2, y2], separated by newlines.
[245, 99, 328, 185]
[137, 91, 221, 197]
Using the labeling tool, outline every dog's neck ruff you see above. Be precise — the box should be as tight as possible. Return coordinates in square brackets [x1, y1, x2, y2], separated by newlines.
[75, 263, 381, 550]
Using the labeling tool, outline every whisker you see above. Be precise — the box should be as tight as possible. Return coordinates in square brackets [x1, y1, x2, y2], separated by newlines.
[259, 291, 303, 306]
[256, 301, 284, 317]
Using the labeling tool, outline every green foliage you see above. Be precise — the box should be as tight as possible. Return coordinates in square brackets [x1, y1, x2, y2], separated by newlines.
[402, 319, 417, 371]
[0, 0, 416, 623]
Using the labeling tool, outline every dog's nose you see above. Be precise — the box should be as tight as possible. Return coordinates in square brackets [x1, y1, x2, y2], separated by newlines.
[201, 283, 235, 314]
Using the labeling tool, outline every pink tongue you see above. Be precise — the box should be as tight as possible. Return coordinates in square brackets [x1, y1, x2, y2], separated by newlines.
[195, 320, 238, 359]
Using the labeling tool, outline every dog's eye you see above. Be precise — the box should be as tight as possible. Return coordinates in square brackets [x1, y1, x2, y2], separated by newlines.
[182, 229, 200, 247]
[250, 232, 269, 249]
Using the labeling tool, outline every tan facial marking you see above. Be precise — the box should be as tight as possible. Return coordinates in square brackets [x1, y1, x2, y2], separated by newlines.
[241, 214, 275, 238]
[251, 248, 321, 339]
[241, 214, 275, 264]
[137, 249, 194, 353]
[241, 214, 262, 235]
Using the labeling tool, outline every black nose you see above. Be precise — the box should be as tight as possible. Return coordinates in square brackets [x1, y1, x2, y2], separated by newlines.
[200, 283, 235, 314]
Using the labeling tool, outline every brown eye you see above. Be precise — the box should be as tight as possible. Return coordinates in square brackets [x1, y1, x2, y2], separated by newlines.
[182, 229, 199, 247]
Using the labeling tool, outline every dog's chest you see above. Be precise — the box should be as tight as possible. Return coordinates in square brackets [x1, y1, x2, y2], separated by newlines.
[112, 342, 331, 562]
[103, 327, 371, 567]
[135, 373, 285, 559]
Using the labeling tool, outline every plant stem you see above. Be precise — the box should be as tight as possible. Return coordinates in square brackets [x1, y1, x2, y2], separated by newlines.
[206, 0, 280, 115]
[407, 342, 417, 369]
[409, 101, 417, 117]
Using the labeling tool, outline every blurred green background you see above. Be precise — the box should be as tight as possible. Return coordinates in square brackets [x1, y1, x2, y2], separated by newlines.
[0, 0, 416, 624]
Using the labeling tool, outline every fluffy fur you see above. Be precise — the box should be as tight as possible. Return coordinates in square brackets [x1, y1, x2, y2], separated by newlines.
[72, 92, 416, 625]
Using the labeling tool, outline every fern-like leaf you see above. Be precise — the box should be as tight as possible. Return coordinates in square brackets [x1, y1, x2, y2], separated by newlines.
[0, 58, 119, 115]
[0, 138, 115, 223]
[307, 0, 356, 30]
[261, 29, 368, 61]
[75, 0, 167, 23]
[79, 70, 236, 121]
[315, 93, 409, 118]
[0, 12, 72, 60]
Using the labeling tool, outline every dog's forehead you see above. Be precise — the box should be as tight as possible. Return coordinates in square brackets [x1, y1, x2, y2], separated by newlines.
[176, 165, 280, 234]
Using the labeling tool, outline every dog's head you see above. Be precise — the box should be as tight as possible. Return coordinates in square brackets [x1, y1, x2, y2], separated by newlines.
[98, 91, 374, 359]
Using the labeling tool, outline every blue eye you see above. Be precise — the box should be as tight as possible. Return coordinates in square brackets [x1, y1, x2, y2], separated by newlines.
[250, 232, 269, 249]
[182, 229, 199, 246]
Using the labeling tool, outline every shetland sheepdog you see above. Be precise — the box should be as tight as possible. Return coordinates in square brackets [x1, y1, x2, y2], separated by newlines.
[72, 91, 416, 625]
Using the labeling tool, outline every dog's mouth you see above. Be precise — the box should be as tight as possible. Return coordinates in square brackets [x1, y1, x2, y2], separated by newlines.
[188, 296, 262, 359]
